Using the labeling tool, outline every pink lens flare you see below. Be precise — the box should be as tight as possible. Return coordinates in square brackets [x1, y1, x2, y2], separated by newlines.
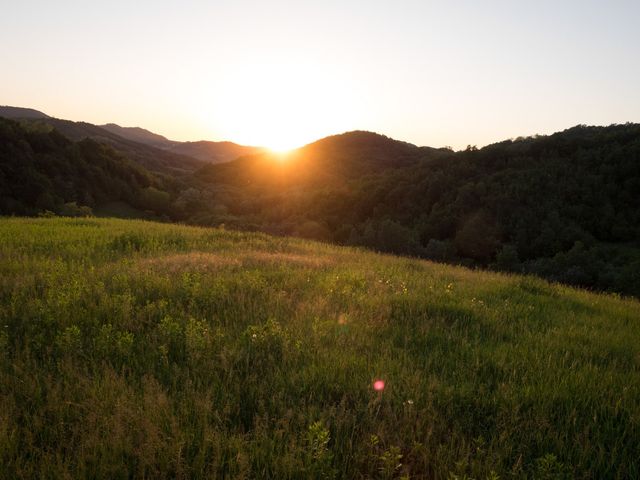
[373, 380, 385, 391]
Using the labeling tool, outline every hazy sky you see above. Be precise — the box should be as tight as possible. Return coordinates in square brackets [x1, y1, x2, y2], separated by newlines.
[2, 0, 639, 150]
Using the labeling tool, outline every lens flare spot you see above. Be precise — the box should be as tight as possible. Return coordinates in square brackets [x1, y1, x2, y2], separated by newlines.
[373, 380, 385, 391]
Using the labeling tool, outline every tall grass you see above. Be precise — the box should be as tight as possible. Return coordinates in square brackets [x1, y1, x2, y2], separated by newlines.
[0, 217, 638, 479]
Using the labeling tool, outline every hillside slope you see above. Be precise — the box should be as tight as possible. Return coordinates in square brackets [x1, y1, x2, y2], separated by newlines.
[0, 107, 204, 174]
[27, 118, 205, 174]
[1, 113, 639, 296]
[1, 217, 638, 478]
[93, 126, 264, 164]
[100, 123, 178, 149]
[195, 131, 439, 187]
[166, 140, 264, 164]
[192, 124, 640, 296]
[99, 123, 265, 164]
[1, 106, 262, 168]
[0, 118, 173, 216]
[0, 105, 49, 119]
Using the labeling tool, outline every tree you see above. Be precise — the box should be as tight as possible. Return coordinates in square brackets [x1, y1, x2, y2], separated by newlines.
[454, 211, 500, 262]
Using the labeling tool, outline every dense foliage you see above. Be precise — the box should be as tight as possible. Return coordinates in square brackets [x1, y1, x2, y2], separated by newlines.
[10, 115, 204, 174]
[0, 118, 175, 217]
[1, 218, 638, 478]
[2, 116, 639, 295]
[192, 125, 640, 296]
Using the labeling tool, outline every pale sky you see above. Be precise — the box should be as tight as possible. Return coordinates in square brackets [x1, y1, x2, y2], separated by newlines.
[1, 0, 639, 150]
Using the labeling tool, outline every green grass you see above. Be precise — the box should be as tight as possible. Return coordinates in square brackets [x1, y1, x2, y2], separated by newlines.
[1, 217, 638, 479]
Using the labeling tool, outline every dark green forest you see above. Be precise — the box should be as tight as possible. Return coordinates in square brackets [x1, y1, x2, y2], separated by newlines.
[191, 125, 640, 297]
[0, 118, 178, 217]
[1, 116, 639, 296]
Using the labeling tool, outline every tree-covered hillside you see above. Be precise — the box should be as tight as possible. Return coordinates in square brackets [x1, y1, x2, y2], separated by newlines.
[24, 117, 205, 174]
[192, 124, 640, 296]
[0, 118, 175, 217]
[0, 108, 204, 174]
[196, 131, 439, 187]
[1, 116, 639, 295]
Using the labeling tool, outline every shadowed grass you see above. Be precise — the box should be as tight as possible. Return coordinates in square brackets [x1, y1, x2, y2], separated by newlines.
[0, 217, 638, 479]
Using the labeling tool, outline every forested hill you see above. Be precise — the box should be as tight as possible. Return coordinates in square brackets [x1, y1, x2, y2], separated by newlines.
[99, 123, 177, 149]
[166, 141, 266, 164]
[1, 114, 639, 295]
[0, 106, 49, 119]
[99, 124, 266, 164]
[193, 124, 640, 296]
[0, 118, 175, 217]
[195, 131, 442, 187]
[1, 106, 265, 171]
[17, 117, 205, 174]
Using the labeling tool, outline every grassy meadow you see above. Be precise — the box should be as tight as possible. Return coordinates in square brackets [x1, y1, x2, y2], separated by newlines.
[0, 217, 639, 479]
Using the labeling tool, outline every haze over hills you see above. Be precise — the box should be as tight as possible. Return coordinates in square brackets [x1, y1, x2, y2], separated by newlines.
[0, 106, 265, 170]
[99, 123, 178, 149]
[0, 107, 204, 174]
[99, 122, 266, 163]
[166, 140, 266, 164]
[196, 131, 441, 187]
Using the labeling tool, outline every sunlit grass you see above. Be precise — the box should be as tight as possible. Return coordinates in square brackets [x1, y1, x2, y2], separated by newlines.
[0, 217, 638, 479]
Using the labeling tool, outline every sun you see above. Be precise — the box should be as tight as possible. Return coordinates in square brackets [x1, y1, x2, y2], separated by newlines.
[195, 56, 368, 153]
[267, 146, 296, 163]
[267, 142, 296, 155]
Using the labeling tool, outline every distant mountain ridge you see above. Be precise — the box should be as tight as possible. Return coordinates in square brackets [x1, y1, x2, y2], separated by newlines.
[28, 117, 204, 175]
[0, 106, 265, 169]
[100, 123, 265, 163]
[0, 116, 170, 217]
[167, 140, 266, 164]
[0, 106, 49, 119]
[100, 123, 177, 149]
